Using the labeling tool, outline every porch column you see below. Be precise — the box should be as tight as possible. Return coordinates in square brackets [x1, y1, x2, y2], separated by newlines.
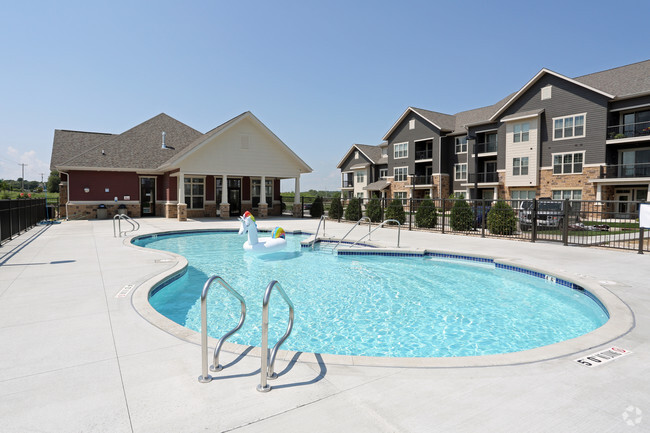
[177, 173, 187, 221]
[647, 184, 650, 201]
[596, 184, 602, 201]
[259, 175, 268, 218]
[220, 174, 230, 219]
[292, 176, 301, 217]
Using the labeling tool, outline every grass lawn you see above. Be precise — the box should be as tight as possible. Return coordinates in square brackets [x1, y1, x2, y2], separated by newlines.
[1, 191, 59, 201]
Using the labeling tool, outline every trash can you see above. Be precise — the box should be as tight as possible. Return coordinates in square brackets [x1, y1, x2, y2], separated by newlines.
[97, 204, 108, 219]
[117, 204, 127, 215]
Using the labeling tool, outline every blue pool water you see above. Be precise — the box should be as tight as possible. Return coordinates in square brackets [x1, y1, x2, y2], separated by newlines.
[135, 231, 608, 358]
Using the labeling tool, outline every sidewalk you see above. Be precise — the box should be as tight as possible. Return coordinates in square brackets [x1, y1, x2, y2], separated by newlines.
[0, 217, 648, 432]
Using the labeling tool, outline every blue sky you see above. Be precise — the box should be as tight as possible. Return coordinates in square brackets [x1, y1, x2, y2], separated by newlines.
[1, 0, 648, 191]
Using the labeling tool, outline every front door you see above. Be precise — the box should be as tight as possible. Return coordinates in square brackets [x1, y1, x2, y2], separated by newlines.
[228, 179, 241, 216]
[140, 177, 156, 216]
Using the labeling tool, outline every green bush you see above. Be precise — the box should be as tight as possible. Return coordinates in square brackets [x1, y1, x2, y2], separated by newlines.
[449, 199, 474, 231]
[487, 201, 517, 235]
[328, 197, 343, 220]
[384, 199, 406, 225]
[310, 196, 324, 218]
[415, 199, 437, 228]
[344, 197, 362, 221]
[366, 198, 382, 222]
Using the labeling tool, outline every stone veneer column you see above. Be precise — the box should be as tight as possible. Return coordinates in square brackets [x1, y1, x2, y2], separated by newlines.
[220, 174, 229, 219]
[292, 176, 302, 217]
[177, 203, 187, 221]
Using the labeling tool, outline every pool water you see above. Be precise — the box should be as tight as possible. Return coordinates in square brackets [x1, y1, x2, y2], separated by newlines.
[135, 231, 608, 358]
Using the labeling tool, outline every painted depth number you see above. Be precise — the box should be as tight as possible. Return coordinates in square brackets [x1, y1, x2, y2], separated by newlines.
[575, 347, 631, 367]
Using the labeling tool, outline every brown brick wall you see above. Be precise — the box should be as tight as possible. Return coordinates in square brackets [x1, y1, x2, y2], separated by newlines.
[539, 167, 599, 200]
[66, 203, 140, 219]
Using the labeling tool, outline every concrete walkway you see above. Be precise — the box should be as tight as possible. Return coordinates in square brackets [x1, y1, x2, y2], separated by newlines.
[0, 217, 648, 432]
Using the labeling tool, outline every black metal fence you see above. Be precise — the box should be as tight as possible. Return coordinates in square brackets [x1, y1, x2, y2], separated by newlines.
[297, 196, 649, 254]
[0, 199, 48, 245]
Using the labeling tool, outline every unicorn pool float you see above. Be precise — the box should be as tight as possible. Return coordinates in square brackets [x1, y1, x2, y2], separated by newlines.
[238, 211, 287, 253]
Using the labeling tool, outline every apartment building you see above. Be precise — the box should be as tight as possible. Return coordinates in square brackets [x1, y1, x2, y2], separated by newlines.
[338, 60, 650, 217]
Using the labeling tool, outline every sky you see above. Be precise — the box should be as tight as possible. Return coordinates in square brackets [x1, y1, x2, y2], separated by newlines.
[1, 0, 649, 191]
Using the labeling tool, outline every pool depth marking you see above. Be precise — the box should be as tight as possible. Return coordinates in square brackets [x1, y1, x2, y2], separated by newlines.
[574, 347, 631, 367]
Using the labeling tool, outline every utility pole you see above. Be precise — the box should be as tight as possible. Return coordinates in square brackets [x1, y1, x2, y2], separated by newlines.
[18, 163, 28, 190]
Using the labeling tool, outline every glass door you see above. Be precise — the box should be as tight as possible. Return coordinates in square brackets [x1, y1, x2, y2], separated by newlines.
[228, 178, 241, 216]
[140, 177, 156, 216]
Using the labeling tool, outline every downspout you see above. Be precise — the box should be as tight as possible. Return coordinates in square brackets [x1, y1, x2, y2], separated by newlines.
[59, 171, 70, 221]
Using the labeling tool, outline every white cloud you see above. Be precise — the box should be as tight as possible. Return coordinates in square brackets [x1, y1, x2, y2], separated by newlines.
[1, 146, 50, 181]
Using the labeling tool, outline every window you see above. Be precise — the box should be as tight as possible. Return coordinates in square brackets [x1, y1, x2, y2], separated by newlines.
[511, 189, 536, 208]
[394, 167, 408, 182]
[394, 191, 407, 205]
[454, 163, 467, 181]
[252, 179, 273, 207]
[553, 152, 583, 174]
[455, 136, 467, 153]
[356, 171, 365, 183]
[552, 190, 582, 200]
[513, 122, 530, 143]
[554, 114, 585, 139]
[379, 168, 388, 179]
[409, 119, 415, 130]
[512, 157, 529, 176]
[184, 177, 204, 209]
[356, 192, 364, 199]
[394, 142, 408, 159]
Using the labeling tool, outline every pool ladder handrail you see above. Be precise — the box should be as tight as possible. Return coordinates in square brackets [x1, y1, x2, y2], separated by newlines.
[331, 217, 371, 253]
[257, 280, 294, 393]
[113, 214, 140, 237]
[311, 215, 327, 250]
[198, 276, 247, 383]
[349, 219, 401, 249]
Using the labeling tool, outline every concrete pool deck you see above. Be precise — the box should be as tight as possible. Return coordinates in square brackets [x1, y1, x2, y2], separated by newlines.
[0, 217, 648, 432]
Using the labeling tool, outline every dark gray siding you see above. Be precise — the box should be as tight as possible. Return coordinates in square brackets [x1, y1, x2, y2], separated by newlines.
[610, 94, 650, 112]
[339, 149, 373, 173]
[499, 74, 609, 166]
[386, 112, 441, 174]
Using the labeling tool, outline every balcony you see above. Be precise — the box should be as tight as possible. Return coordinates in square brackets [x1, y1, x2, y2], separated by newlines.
[475, 142, 498, 154]
[468, 172, 499, 183]
[341, 180, 354, 188]
[600, 162, 650, 179]
[415, 149, 433, 160]
[411, 175, 432, 185]
[607, 121, 650, 140]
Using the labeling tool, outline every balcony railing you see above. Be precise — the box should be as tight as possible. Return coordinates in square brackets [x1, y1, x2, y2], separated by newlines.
[411, 175, 432, 185]
[475, 142, 498, 154]
[341, 180, 354, 188]
[415, 149, 433, 160]
[468, 172, 499, 183]
[600, 162, 650, 179]
[607, 121, 650, 140]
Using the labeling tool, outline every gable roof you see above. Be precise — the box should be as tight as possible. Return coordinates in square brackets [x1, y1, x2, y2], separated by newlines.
[573, 59, 650, 99]
[159, 111, 312, 173]
[382, 107, 455, 141]
[50, 130, 115, 170]
[336, 143, 384, 168]
[55, 113, 202, 171]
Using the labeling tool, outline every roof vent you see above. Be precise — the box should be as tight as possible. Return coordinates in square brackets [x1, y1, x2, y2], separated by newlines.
[102, 149, 105, 155]
[161, 131, 175, 150]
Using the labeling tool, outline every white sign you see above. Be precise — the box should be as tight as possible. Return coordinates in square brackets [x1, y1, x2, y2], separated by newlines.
[640, 203, 650, 228]
[575, 346, 631, 367]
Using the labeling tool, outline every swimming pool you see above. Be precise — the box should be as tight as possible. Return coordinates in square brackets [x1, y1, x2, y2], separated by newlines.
[134, 231, 609, 358]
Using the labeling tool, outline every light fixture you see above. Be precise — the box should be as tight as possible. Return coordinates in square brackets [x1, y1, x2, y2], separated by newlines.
[161, 131, 175, 150]
[84, 187, 90, 193]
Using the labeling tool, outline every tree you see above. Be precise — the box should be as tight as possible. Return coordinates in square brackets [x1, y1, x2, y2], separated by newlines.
[449, 199, 474, 231]
[384, 199, 406, 225]
[366, 198, 382, 222]
[415, 199, 437, 228]
[47, 171, 60, 193]
[344, 197, 362, 221]
[487, 201, 517, 235]
[328, 197, 343, 220]
[310, 196, 324, 218]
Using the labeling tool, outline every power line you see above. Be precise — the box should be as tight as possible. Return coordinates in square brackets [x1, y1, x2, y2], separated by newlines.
[18, 163, 27, 190]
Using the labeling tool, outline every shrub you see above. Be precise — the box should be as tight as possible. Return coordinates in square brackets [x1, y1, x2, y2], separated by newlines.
[487, 201, 517, 235]
[328, 197, 343, 220]
[415, 199, 437, 228]
[384, 199, 406, 225]
[449, 199, 474, 231]
[310, 196, 324, 218]
[344, 197, 362, 221]
[366, 198, 382, 222]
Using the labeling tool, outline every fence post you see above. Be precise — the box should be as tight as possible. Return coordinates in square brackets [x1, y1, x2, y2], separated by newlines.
[441, 198, 446, 234]
[300, 196, 304, 218]
[562, 198, 570, 246]
[531, 199, 537, 243]
[409, 198, 413, 231]
[639, 227, 645, 255]
[481, 199, 486, 238]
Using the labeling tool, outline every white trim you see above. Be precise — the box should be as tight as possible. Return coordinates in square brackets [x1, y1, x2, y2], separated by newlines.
[490, 68, 614, 121]
[551, 150, 586, 175]
[393, 142, 409, 159]
[454, 163, 467, 181]
[610, 102, 650, 112]
[382, 107, 447, 141]
[413, 136, 437, 143]
[606, 135, 650, 145]
[500, 112, 541, 123]
[552, 113, 587, 141]
[183, 175, 206, 210]
[393, 166, 408, 182]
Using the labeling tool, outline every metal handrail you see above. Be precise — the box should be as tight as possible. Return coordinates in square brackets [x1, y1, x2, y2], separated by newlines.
[198, 276, 247, 383]
[113, 214, 140, 237]
[311, 215, 327, 250]
[331, 217, 371, 253]
[350, 219, 401, 248]
[257, 280, 294, 393]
